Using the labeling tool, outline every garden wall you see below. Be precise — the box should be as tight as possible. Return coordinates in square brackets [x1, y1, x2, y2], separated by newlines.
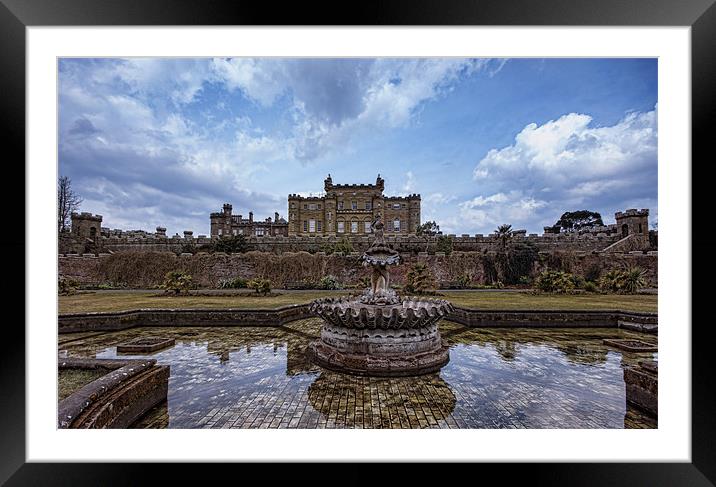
[59, 250, 658, 289]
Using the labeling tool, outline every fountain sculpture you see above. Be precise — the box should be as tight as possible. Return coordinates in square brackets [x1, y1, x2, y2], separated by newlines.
[308, 214, 454, 376]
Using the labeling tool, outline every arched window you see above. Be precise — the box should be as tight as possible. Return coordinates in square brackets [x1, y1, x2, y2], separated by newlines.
[337, 220, 345, 233]
[351, 220, 358, 233]
[393, 219, 400, 232]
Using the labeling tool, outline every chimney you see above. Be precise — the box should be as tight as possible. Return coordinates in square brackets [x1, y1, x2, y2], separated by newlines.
[249, 211, 253, 223]
[275, 212, 279, 223]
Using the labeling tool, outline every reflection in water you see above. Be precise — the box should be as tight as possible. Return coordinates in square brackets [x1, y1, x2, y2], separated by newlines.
[306, 371, 456, 428]
[56, 319, 657, 429]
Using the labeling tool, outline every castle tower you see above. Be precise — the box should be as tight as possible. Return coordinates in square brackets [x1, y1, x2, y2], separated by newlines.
[70, 212, 103, 240]
[615, 209, 649, 239]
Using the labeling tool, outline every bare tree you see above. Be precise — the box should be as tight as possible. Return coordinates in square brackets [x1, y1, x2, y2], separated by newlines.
[58, 176, 83, 232]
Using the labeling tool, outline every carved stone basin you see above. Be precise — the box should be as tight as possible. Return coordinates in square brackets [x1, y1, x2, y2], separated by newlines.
[309, 295, 454, 329]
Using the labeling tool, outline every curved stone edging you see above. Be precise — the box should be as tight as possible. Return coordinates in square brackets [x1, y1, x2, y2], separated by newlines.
[58, 357, 169, 428]
[59, 304, 657, 334]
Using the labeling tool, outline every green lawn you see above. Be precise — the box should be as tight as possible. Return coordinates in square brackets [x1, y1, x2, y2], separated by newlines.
[59, 290, 657, 314]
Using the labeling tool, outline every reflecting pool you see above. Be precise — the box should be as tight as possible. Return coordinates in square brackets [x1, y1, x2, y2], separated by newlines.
[57, 319, 657, 429]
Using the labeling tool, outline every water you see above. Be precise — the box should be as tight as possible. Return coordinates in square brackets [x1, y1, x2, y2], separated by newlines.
[57, 318, 657, 429]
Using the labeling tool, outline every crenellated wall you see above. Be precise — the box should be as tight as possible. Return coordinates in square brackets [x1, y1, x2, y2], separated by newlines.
[58, 231, 642, 256]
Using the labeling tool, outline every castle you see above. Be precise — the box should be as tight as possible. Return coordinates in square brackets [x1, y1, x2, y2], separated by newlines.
[210, 204, 288, 238]
[287, 174, 421, 236]
[61, 174, 652, 256]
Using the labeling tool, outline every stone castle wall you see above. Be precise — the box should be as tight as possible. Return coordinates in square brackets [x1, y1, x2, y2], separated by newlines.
[59, 249, 658, 289]
[58, 231, 635, 256]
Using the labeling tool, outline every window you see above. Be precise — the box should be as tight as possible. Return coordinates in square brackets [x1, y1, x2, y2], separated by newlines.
[364, 221, 372, 233]
[309, 219, 316, 233]
[318, 204, 321, 209]
[317, 221, 322, 232]
[304, 204, 308, 209]
[393, 219, 400, 231]
[337, 221, 345, 233]
[402, 203, 406, 209]
[352, 201, 357, 210]
[233, 229, 238, 236]
[256, 228, 265, 236]
[290, 203, 295, 208]
[338, 201, 344, 210]
[218, 229, 223, 236]
[303, 221, 308, 232]
[365, 201, 371, 210]
[351, 221, 358, 233]
[327, 211, 332, 221]
[308, 203, 317, 210]
[393, 203, 400, 209]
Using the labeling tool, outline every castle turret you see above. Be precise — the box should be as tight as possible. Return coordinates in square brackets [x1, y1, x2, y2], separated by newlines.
[615, 209, 649, 238]
[155, 226, 167, 237]
[324, 173, 333, 192]
[223, 203, 232, 216]
[249, 211, 253, 223]
[71, 212, 103, 240]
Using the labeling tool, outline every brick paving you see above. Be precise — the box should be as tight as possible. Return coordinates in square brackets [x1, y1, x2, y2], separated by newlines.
[58, 319, 657, 429]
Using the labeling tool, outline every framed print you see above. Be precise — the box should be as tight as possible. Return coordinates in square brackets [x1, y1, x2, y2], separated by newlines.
[2, 0, 709, 483]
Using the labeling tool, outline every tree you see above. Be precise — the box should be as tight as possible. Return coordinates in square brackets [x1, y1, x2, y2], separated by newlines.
[404, 262, 435, 294]
[416, 221, 440, 236]
[58, 176, 83, 232]
[553, 210, 603, 233]
[494, 224, 513, 251]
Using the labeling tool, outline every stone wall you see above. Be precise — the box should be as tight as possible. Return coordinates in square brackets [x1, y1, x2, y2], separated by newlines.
[59, 249, 658, 288]
[58, 231, 640, 256]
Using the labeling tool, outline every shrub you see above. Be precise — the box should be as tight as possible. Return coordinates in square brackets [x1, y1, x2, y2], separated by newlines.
[436, 235, 453, 255]
[583, 281, 599, 293]
[333, 237, 353, 256]
[571, 274, 586, 289]
[404, 262, 435, 294]
[517, 275, 532, 286]
[160, 270, 193, 295]
[584, 263, 602, 283]
[317, 275, 342, 290]
[598, 267, 647, 294]
[247, 277, 272, 295]
[218, 277, 248, 289]
[534, 270, 576, 293]
[58, 277, 79, 295]
[499, 242, 539, 285]
[456, 273, 472, 289]
[98, 251, 179, 288]
[208, 235, 248, 254]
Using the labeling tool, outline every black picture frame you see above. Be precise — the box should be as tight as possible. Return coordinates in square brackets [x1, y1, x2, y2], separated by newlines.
[2, 0, 706, 483]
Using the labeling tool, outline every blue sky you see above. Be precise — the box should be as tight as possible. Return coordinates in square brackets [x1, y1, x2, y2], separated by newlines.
[58, 58, 657, 235]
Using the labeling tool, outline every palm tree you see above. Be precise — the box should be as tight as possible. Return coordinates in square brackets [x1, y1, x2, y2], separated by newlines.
[494, 224, 513, 251]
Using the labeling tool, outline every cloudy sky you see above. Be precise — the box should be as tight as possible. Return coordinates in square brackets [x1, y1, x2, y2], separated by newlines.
[58, 57, 657, 235]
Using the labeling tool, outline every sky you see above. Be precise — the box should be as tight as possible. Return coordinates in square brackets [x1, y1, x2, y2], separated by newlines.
[58, 57, 657, 235]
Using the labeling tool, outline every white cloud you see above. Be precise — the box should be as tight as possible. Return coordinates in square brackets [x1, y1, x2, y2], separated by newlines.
[458, 191, 548, 229]
[473, 108, 657, 188]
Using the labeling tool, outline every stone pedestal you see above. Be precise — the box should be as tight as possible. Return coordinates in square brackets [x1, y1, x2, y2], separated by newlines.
[308, 295, 453, 376]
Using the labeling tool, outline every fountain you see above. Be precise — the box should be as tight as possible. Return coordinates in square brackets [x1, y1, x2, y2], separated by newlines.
[308, 214, 454, 376]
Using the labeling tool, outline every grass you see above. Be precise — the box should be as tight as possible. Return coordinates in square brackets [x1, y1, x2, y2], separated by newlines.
[58, 368, 107, 401]
[440, 291, 657, 312]
[60, 289, 657, 314]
